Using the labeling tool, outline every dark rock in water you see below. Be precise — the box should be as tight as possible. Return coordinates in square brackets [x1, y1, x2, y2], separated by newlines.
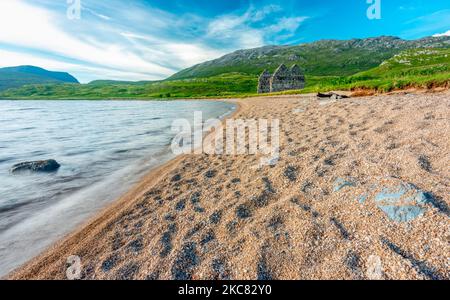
[11, 159, 60, 173]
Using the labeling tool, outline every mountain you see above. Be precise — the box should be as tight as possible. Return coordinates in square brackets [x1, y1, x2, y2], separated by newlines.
[1, 36, 449, 100]
[0, 66, 79, 91]
[170, 36, 450, 80]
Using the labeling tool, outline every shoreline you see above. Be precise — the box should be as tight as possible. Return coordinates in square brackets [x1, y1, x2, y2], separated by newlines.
[8, 91, 450, 280]
[6, 98, 244, 279]
[1, 85, 448, 102]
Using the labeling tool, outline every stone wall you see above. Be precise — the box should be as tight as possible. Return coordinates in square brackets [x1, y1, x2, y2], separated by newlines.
[257, 70, 271, 94]
[257, 64, 305, 94]
[289, 64, 306, 90]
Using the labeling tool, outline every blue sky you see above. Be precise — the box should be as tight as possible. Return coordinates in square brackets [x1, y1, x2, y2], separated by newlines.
[0, 0, 448, 82]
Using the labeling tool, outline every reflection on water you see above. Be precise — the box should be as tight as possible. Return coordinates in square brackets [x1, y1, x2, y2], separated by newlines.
[0, 99, 235, 277]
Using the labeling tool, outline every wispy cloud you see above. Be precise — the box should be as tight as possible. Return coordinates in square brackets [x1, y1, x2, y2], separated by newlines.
[207, 5, 308, 49]
[433, 30, 450, 37]
[0, 1, 308, 82]
[402, 9, 450, 38]
[0, 1, 179, 82]
[4, 0, 447, 82]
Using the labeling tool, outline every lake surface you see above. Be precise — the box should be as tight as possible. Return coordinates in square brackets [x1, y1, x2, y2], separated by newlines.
[0, 100, 235, 277]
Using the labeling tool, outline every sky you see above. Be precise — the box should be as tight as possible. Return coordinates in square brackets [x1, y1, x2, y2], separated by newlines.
[0, 0, 449, 83]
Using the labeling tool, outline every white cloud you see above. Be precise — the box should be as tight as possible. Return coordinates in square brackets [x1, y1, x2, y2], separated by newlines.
[0, 49, 156, 82]
[120, 32, 226, 68]
[433, 30, 450, 37]
[252, 5, 282, 21]
[269, 17, 309, 34]
[0, 1, 176, 81]
[84, 7, 112, 21]
[0, 0, 228, 82]
[0, 1, 309, 82]
[207, 6, 308, 49]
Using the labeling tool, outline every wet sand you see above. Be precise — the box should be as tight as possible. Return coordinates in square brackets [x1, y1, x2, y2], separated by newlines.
[9, 91, 450, 280]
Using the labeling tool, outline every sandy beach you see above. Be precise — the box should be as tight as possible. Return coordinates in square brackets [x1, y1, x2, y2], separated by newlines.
[9, 91, 450, 280]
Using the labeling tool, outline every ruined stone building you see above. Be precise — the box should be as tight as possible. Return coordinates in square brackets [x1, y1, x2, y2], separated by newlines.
[257, 64, 305, 94]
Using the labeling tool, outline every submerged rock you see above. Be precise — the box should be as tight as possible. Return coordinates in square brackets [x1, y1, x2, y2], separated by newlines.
[10, 159, 60, 174]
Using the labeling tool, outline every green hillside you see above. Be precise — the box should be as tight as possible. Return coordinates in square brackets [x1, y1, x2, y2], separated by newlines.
[0, 37, 449, 100]
[0, 73, 257, 100]
[298, 48, 450, 93]
[170, 36, 450, 79]
[0, 66, 79, 91]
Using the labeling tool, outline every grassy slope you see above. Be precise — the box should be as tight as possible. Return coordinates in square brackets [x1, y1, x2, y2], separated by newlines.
[0, 66, 79, 91]
[0, 73, 258, 100]
[298, 48, 450, 93]
[0, 48, 449, 100]
[169, 45, 401, 80]
[169, 36, 450, 80]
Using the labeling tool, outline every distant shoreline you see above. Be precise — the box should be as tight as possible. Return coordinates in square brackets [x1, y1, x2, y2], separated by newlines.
[1, 85, 449, 101]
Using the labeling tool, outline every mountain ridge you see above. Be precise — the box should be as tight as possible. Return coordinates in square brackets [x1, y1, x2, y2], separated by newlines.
[0, 65, 79, 92]
[169, 36, 450, 80]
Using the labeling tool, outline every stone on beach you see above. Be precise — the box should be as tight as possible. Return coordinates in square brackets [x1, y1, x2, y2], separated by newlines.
[333, 176, 432, 222]
[317, 92, 350, 99]
[374, 183, 430, 222]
